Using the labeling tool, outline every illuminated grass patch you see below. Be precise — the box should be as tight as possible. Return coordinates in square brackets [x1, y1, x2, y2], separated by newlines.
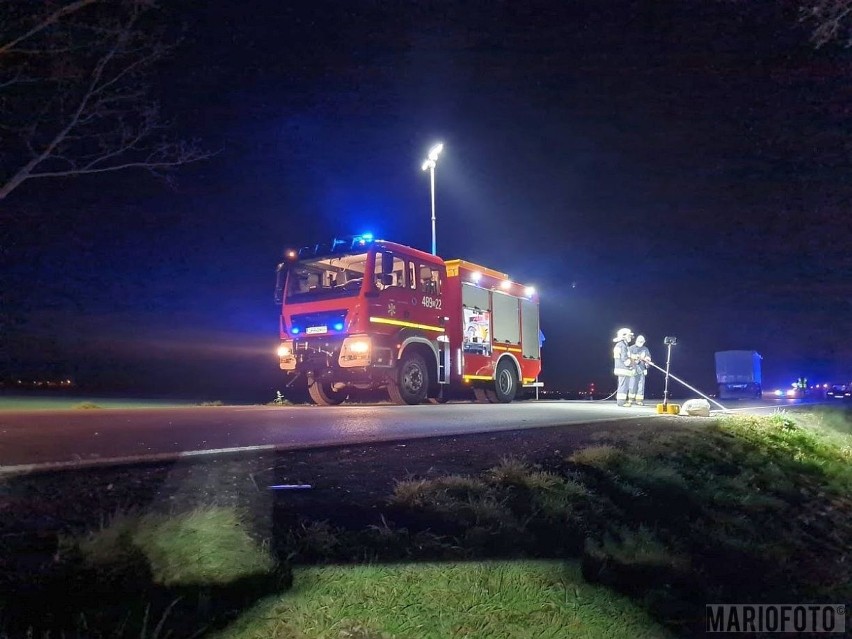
[214, 561, 670, 639]
[76, 506, 276, 586]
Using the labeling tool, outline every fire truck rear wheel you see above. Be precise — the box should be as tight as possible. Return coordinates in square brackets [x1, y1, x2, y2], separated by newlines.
[308, 380, 346, 406]
[487, 360, 518, 403]
[388, 352, 429, 405]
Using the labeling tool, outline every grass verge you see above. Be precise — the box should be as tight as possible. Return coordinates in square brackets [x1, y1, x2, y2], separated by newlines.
[214, 560, 670, 639]
[381, 409, 852, 633]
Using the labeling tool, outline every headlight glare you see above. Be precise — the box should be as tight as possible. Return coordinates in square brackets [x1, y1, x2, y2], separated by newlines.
[350, 340, 370, 354]
[339, 336, 371, 367]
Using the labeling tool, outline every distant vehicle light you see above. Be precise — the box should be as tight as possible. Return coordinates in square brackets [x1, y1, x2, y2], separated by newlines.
[360, 233, 373, 241]
[524, 286, 536, 297]
[291, 327, 300, 335]
[823, 383, 829, 388]
[786, 389, 797, 397]
[774, 390, 783, 397]
[333, 322, 344, 331]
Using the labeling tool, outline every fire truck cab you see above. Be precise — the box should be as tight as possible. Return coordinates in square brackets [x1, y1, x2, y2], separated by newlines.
[274, 235, 542, 405]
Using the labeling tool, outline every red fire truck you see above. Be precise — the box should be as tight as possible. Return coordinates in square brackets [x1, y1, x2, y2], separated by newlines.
[274, 235, 542, 405]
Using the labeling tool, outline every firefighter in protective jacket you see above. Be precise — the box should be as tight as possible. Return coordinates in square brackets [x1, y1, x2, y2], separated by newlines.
[628, 335, 651, 406]
[612, 328, 634, 406]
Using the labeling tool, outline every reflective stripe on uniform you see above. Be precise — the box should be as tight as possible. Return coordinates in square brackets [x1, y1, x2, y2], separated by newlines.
[614, 368, 633, 377]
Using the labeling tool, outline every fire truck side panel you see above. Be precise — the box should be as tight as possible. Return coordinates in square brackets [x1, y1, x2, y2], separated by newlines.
[440, 268, 463, 383]
[463, 353, 495, 379]
[492, 291, 520, 345]
[520, 298, 540, 360]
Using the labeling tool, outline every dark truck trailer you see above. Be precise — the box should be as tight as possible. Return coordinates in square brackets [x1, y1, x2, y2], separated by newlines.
[715, 350, 762, 399]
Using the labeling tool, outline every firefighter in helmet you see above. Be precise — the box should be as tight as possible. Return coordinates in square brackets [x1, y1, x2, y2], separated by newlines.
[627, 334, 651, 406]
[612, 327, 634, 406]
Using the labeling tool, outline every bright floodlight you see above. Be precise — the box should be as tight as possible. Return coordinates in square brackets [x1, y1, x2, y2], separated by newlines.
[421, 142, 444, 256]
[500, 280, 511, 290]
[525, 286, 536, 297]
[422, 143, 443, 171]
[471, 271, 482, 283]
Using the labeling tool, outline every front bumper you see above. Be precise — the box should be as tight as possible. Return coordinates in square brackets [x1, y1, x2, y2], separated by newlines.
[278, 335, 395, 379]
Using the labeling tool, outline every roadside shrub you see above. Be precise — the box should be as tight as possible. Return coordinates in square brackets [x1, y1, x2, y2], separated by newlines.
[569, 445, 624, 469]
[590, 526, 688, 570]
[484, 456, 530, 485]
[389, 475, 488, 508]
[288, 520, 342, 560]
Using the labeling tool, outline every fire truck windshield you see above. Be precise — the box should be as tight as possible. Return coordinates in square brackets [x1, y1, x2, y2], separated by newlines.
[285, 252, 370, 303]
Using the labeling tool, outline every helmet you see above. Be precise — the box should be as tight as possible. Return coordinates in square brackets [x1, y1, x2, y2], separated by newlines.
[635, 335, 646, 346]
[613, 327, 633, 342]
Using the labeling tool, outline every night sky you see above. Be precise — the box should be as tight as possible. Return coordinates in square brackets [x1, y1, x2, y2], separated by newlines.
[3, 1, 851, 402]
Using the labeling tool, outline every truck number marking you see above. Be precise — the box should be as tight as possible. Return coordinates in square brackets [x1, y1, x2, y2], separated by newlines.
[421, 297, 442, 310]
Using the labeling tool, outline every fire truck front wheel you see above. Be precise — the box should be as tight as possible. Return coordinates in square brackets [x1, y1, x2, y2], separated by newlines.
[388, 352, 429, 405]
[308, 380, 346, 406]
[486, 360, 519, 403]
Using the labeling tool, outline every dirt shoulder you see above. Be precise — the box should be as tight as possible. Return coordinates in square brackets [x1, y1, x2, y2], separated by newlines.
[1, 416, 665, 549]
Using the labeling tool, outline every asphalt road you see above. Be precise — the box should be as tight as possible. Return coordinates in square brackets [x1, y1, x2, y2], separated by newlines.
[0, 398, 820, 473]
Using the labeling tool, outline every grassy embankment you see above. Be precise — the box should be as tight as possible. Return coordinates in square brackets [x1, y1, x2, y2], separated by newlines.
[2, 409, 849, 638]
[0, 396, 199, 410]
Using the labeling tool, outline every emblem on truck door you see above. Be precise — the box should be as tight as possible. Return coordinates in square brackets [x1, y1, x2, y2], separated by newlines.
[387, 302, 396, 317]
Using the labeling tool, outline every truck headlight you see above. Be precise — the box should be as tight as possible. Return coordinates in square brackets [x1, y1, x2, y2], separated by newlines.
[349, 340, 370, 354]
[339, 336, 371, 367]
[277, 340, 296, 371]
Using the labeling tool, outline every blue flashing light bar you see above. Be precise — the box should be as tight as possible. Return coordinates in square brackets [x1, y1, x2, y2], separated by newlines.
[352, 232, 374, 248]
[296, 234, 377, 259]
[291, 327, 300, 335]
[333, 322, 344, 331]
